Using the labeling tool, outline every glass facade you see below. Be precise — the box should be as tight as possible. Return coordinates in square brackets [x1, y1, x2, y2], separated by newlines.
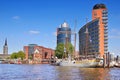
[57, 22, 71, 44]
[79, 19, 99, 55]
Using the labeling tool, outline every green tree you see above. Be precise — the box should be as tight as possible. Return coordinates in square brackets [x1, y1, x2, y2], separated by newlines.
[67, 43, 74, 55]
[55, 43, 74, 59]
[17, 51, 25, 60]
[55, 43, 64, 59]
[10, 51, 25, 60]
[10, 52, 18, 59]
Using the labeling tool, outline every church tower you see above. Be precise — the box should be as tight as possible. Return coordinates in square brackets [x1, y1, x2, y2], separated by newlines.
[3, 38, 8, 55]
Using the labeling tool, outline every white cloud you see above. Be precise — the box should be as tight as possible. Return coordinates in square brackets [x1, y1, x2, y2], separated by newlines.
[29, 30, 40, 34]
[12, 16, 20, 20]
[53, 32, 57, 36]
[109, 35, 120, 39]
[109, 29, 120, 39]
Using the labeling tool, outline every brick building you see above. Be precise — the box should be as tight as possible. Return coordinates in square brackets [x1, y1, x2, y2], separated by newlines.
[24, 44, 54, 64]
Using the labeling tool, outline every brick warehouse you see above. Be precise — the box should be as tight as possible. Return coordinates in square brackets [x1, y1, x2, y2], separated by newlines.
[24, 44, 55, 64]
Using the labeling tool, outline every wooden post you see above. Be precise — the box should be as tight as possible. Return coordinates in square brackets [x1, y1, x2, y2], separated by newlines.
[103, 55, 106, 68]
[108, 52, 110, 68]
[106, 53, 108, 66]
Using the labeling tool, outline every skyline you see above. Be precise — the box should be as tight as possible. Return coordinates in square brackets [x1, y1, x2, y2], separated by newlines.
[0, 0, 120, 55]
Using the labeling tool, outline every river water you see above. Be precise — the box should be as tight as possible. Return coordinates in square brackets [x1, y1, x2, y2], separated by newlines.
[0, 64, 120, 80]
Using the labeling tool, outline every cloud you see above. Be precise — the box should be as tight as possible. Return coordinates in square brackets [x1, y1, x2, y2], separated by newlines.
[53, 32, 57, 36]
[109, 29, 120, 39]
[29, 30, 40, 34]
[12, 16, 20, 20]
[109, 36, 120, 39]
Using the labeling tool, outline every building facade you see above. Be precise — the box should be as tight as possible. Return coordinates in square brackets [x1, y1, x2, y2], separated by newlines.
[79, 4, 108, 57]
[24, 44, 54, 63]
[79, 19, 99, 56]
[57, 22, 71, 45]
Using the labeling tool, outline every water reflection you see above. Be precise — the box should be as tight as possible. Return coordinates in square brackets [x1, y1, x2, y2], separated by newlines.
[0, 64, 120, 80]
[55, 67, 111, 80]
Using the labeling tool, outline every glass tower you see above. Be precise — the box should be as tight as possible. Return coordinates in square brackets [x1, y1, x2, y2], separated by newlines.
[57, 22, 71, 45]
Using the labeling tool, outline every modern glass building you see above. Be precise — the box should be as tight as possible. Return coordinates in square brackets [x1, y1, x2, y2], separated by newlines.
[57, 22, 71, 45]
[79, 3, 108, 57]
[79, 19, 100, 56]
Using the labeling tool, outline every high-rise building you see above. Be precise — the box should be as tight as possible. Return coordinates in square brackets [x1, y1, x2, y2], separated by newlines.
[79, 4, 108, 57]
[57, 22, 71, 45]
[3, 38, 8, 55]
[92, 4, 108, 56]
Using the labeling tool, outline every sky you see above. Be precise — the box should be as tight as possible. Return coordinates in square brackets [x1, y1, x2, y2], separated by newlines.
[0, 0, 120, 55]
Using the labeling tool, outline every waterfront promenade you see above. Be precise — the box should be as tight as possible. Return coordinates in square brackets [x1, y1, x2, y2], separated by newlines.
[0, 64, 120, 80]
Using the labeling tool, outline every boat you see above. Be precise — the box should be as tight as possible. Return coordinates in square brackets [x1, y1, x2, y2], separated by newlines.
[58, 55, 100, 68]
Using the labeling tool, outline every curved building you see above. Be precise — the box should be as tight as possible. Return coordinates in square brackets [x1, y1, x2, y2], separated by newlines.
[57, 22, 71, 44]
[79, 19, 99, 56]
[79, 3, 108, 57]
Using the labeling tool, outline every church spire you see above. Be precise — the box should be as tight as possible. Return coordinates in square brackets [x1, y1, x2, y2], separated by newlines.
[5, 38, 7, 46]
[3, 38, 8, 55]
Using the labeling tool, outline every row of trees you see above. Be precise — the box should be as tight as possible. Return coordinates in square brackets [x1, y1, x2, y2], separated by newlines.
[10, 51, 25, 60]
[55, 43, 74, 58]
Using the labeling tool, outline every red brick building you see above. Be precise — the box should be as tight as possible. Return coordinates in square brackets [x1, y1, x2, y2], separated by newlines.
[24, 44, 54, 64]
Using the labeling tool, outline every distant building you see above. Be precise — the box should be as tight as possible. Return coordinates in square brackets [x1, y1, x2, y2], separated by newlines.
[24, 44, 54, 63]
[57, 22, 71, 44]
[3, 38, 8, 55]
[0, 38, 10, 59]
[79, 3, 108, 57]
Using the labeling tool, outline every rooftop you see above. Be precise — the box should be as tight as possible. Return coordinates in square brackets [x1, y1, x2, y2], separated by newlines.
[93, 3, 106, 10]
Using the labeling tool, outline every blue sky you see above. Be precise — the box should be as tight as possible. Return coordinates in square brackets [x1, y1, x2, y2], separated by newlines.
[0, 0, 120, 55]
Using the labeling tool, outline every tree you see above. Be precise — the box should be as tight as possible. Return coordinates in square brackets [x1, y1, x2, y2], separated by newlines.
[10, 52, 18, 59]
[67, 43, 74, 55]
[17, 51, 25, 60]
[55, 43, 64, 59]
[10, 51, 25, 60]
[55, 43, 74, 59]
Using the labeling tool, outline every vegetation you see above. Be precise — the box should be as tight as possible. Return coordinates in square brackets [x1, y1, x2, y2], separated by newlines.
[28, 55, 33, 60]
[10, 51, 25, 60]
[55, 43, 64, 59]
[55, 43, 74, 59]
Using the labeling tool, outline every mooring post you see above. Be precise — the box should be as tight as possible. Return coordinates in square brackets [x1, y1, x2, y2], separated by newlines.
[108, 52, 110, 68]
[103, 54, 106, 68]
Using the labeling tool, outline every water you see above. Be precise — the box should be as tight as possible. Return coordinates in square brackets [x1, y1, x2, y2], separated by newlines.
[0, 64, 120, 80]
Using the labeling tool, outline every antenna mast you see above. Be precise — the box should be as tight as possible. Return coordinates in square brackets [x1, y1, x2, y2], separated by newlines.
[85, 18, 89, 58]
[74, 20, 77, 58]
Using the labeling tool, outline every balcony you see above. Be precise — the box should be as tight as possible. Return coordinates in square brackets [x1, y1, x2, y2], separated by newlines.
[104, 27, 108, 30]
[102, 21, 108, 24]
[104, 41, 108, 44]
[102, 17, 108, 20]
[104, 32, 108, 34]
[104, 24, 108, 27]
[104, 45, 108, 48]
[104, 35, 108, 38]
[102, 10, 108, 14]
[104, 37, 108, 40]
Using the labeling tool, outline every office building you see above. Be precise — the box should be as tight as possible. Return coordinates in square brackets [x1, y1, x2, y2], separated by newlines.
[79, 3, 108, 57]
[57, 22, 71, 45]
